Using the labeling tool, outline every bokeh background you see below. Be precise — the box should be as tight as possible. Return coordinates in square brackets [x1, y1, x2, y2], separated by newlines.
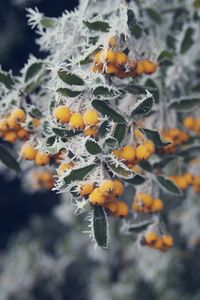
[0, 1, 200, 300]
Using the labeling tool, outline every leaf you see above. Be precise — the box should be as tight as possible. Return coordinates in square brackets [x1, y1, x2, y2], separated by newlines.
[85, 139, 102, 155]
[131, 91, 154, 116]
[24, 62, 43, 82]
[178, 145, 200, 158]
[92, 100, 126, 124]
[0, 144, 20, 172]
[128, 220, 154, 233]
[93, 206, 108, 248]
[62, 164, 96, 186]
[157, 50, 173, 62]
[46, 136, 56, 146]
[193, 0, 200, 8]
[142, 128, 171, 147]
[52, 128, 81, 138]
[156, 175, 182, 195]
[168, 97, 200, 111]
[107, 161, 134, 179]
[145, 79, 159, 103]
[166, 35, 176, 50]
[145, 8, 162, 24]
[56, 88, 82, 97]
[83, 20, 110, 32]
[30, 107, 42, 118]
[113, 124, 126, 144]
[181, 27, 194, 54]
[0, 70, 15, 89]
[124, 175, 145, 185]
[92, 85, 122, 99]
[58, 69, 84, 86]
[103, 137, 118, 151]
[132, 23, 142, 39]
[139, 160, 153, 172]
[40, 16, 57, 28]
[98, 120, 109, 137]
[127, 9, 137, 34]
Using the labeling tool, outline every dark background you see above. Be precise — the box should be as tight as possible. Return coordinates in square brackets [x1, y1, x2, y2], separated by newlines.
[0, 0, 78, 249]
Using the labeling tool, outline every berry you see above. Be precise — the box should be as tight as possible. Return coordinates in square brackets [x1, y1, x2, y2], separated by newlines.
[33, 118, 41, 128]
[4, 131, 17, 143]
[17, 128, 29, 140]
[136, 61, 144, 75]
[0, 119, 9, 131]
[108, 36, 117, 48]
[11, 108, 26, 122]
[112, 149, 121, 158]
[69, 113, 85, 129]
[116, 52, 127, 65]
[106, 50, 117, 63]
[145, 231, 158, 245]
[80, 182, 94, 196]
[104, 201, 118, 213]
[184, 173, 193, 185]
[89, 188, 106, 205]
[115, 201, 129, 217]
[162, 235, 174, 248]
[7, 117, 20, 130]
[113, 179, 124, 196]
[142, 60, 157, 74]
[120, 145, 135, 162]
[54, 105, 71, 123]
[154, 238, 164, 250]
[176, 176, 188, 190]
[151, 198, 164, 212]
[84, 126, 98, 137]
[144, 140, 155, 154]
[35, 151, 50, 166]
[83, 110, 100, 126]
[106, 63, 119, 75]
[99, 180, 115, 196]
[183, 116, 195, 129]
[57, 162, 75, 175]
[139, 193, 153, 207]
[136, 145, 151, 160]
[21, 143, 37, 160]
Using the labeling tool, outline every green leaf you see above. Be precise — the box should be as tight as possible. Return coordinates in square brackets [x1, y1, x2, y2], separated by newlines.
[85, 139, 102, 155]
[193, 0, 200, 8]
[113, 124, 126, 144]
[139, 160, 153, 172]
[58, 69, 84, 86]
[181, 27, 194, 54]
[156, 175, 182, 195]
[142, 128, 171, 147]
[30, 107, 42, 118]
[145, 8, 162, 24]
[127, 9, 137, 34]
[131, 92, 154, 116]
[128, 220, 154, 233]
[168, 97, 200, 111]
[25, 62, 43, 82]
[157, 50, 173, 62]
[124, 175, 145, 185]
[98, 120, 109, 137]
[46, 136, 56, 146]
[56, 88, 82, 97]
[92, 100, 126, 124]
[145, 79, 159, 104]
[0, 144, 20, 172]
[92, 85, 122, 99]
[0, 70, 15, 89]
[132, 23, 142, 39]
[52, 128, 81, 138]
[166, 35, 176, 50]
[40, 16, 57, 28]
[107, 161, 134, 179]
[83, 20, 110, 32]
[24, 76, 44, 94]
[103, 137, 118, 151]
[62, 164, 96, 187]
[93, 206, 108, 248]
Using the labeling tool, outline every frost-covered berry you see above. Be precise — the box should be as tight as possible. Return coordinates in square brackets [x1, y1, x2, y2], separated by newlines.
[11, 108, 26, 122]
[84, 126, 98, 137]
[115, 201, 129, 217]
[113, 179, 124, 196]
[57, 161, 74, 175]
[89, 188, 106, 205]
[83, 110, 100, 126]
[35, 151, 50, 166]
[145, 231, 158, 245]
[69, 113, 85, 129]
[116, 52, 127, 65]
[120, 145, 136, 162]
[17, 128, 29, 140]
[108, 36, 117, 48]
[80, 182, 94, 196]
[142, 60, 157, 74]
[54, 105, 71, 123]
[99, 180, 115, 196]
[0, 118, 9, 131]
[136, 61, 144, 75]
[136, 144, 152, 160]
[4, 131, 18, 143]
[21, 143, 37, 160]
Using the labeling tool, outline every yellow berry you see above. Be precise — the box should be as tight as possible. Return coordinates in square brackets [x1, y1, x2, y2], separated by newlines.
[162, 235, 174, 248]
[151, 198, 164, 212]
[104, 200, 118, 213]
[84, 126, 98, 137]
[115, 201, 129, 217]
[80, 182, 94, 196]
[69, 113, 85, 130]
[183, 116, 195, 129]
[120, 145, 136, 162]
[17, 128, 29, 140]
[112, 149, 121, 158]
[113, 179, 124, 196]
[136, 144, 151, 160]
[116, 52, 128, 65]
[154, 238, 164, 250]
[11, 108, 26, 122]
[91, 64, 103, 73]
[136, 61, 144, 75]
[144, 140, 155, 154]
[106, 50, 117, 63]
[54, 105, 71, 123]
[184, 173, 193, 185]
[109, 36, 117, 48]
[106, 63, 119, 75]
[7, 117, 20, 130]
[57, 161, 75, 175]
[145, 231, 158, 245]
[176, 176, 189, 190]
[142, 60, 157, 74]
[21, 143, 37, 160]
[33, 118, 40, 128]
[89, 188, 106, 205]
[135, 128, 145, 139]
[0, 119, 9, 131]
[139, 193, 153, 207]
[83, 110, 100, 126]
[35, 151, 50, 166]
[4, 131, 18, 143]
[94, 51, 103, 64]
[99, 180, 115, 196]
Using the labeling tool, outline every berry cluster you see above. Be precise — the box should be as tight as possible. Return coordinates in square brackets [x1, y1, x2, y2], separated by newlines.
[133, 193, 164, 213]
[162, 128, 189, 153]
[33, 170, 55, 190]
[21, 143, 50, 166]
[183, 116, 200, 134]
[92, 36, 157, 78]
[54, 106, 100, 136]
[170, 173, 193, 190]
[144, 231, 174, 251]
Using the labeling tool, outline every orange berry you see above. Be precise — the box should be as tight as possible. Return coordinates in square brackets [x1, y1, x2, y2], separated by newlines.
[116, 52, 127, 65]
[136, 144, 151, 160]
[33, 118, 40, 128]
[115, 201, 129, 217]
[104, 200, 118, 213]
[120, 145, 135, 162]
[108, 36, 117, 48]
[54, 105, 71, 123]
[144, 140, 155, 154]
[69, 113, 85, 130]
[176, 176, 189, 190]
[162, 235, 174, 248]
[112, 149, 121, 158]
[154, 238, 164, 250]
[17, 128, 29, 140]
[99, 180, 115, 196]
[136, 61, 144, 75]
[7, 117, 20, 130]
[0, 119, 9, 132]
[151, 198, 164, 212]
[183, 117, 195, 129]
[89, 188, 106, 205]
[139, 193, 153, 207]
[142, 60, 157, 74]
[11, 108, 26, 122]
[80, 182, 94, 196]
[35, 151, 50, 166]
[21, 143, 37, 160]
[83, 110, 100, 126]
[145, 231, 158, 245]
[4, 131, 18, 143]
[57, 161, 75, 175]
[106, 63, 119, 75]
[84, 126, 98, 137]
[184, 173, 193, 185]
[113, 179, 125, 196]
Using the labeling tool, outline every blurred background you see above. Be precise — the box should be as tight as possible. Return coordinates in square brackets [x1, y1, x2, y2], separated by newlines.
[0, 1, 200, 300]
